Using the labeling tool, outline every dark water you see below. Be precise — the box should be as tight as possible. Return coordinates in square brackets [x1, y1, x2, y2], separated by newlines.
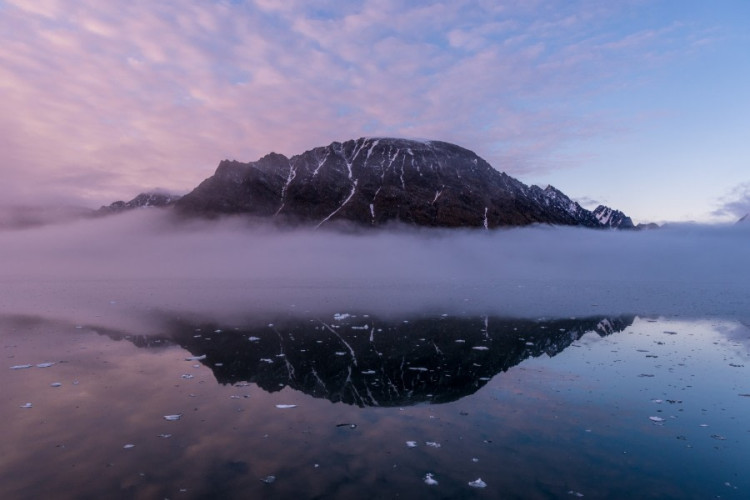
[2, 312, 749, 499]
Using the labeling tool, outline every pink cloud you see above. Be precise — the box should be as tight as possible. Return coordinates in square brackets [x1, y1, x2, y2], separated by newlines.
[0, 0, 708, 207]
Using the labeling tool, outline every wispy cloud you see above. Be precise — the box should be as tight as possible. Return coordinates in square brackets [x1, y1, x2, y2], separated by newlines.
[0, 0, 709, 206]
[713, 182, 750, 220]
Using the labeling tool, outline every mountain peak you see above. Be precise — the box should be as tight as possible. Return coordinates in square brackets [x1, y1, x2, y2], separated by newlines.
[104, 137, 636, 230]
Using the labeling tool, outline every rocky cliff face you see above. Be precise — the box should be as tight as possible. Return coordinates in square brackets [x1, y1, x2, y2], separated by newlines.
[174, 137, 632, 229]
[593, 205, 635, 229]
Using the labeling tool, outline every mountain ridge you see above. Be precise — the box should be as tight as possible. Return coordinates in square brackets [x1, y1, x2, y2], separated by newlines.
[99, 137, 643, 230]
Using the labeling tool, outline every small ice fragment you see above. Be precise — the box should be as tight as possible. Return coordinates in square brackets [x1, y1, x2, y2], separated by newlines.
[568, 491, 584, 497]
[275, 404, 297, 409]
[408, 367, 428, 372]
[163, 414, 182, 421]
[50, 382, 62, 387]
[406, 441, 417, 448]
[424, 473, 438, 486]
[123, 444, 135, 449]
[361, 370, 376, 375]
[37, 362, 56, 368]
[20, 403, 32, 408]
[184, 355, 206, 361]
[711, 434, 726, 440]
[651, 399, 663, 403]
[260, 358, 273, 364]
[525, 342, 534, 346]
[180, 374, 194, 379]
[10, 364, 33, 370]
[472, 346, 489, 351]
[699, 424, 709, 427]
[425, 441, 441, 448]
[468, 478, 487, 488]
[248, 336, 260, 342]
[335, 352, 346, 356]
[261, 475, 276, 484]
[333, 313, 351, 321]
[649, 416, 665, 423]
[454, 339, 465, 343]
[157, 434, 172, 438]
[267, 323, 274, 328]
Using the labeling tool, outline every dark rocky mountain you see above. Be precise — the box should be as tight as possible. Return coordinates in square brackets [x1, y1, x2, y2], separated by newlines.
[593, 205, 635, 229]
[97, 191, 181, 214]
[173, 137, 634, 229]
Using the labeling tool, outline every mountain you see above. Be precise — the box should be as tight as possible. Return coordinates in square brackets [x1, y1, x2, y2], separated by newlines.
[593, 205, 635, 229]
[97, 191, 181, 214]
[173, 137, 634, 229]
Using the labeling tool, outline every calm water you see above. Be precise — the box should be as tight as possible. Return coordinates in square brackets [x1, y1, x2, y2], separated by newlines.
[2, 312, 749, 499]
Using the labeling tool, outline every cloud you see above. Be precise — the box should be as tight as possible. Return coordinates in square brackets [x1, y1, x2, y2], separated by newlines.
[0, 211, 748, 325]
[0, 0, 709, 206]
[713, 182, 750, 220]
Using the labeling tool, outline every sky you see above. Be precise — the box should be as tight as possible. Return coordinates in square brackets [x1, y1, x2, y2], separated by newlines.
[1, 0, 748, 223]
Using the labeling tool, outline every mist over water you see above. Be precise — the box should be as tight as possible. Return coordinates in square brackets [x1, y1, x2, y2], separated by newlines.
[2, 210, 748, 326]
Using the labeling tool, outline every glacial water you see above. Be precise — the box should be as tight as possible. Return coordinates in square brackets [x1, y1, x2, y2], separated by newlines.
[2, 311, 748, 499]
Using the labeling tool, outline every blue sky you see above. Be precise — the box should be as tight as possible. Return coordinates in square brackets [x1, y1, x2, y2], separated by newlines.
[1, 0, 748, 223]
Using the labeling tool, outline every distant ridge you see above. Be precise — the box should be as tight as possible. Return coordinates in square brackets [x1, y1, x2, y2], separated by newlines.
[165, 137, 638, 230]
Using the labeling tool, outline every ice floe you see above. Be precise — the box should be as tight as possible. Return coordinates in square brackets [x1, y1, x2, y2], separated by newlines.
[424, 473, 438, 485]
[163, 414, 182, 421]
[468, 478, 487, 488]
[275, 404, 297, 409]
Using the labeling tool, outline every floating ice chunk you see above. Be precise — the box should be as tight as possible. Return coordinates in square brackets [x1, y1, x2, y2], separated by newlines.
[468, 478, 487, 488]
[275, 404, 297, 409]
[20, 403, 32, 408]
[425, 441, 441, 448]
[335, 351, 346, 356]
[472, 346, 489, 351]
[50, 382, 62, 387]
[406, 441, 418, 448]
[424, 473, 438, 485]
[454, 339, 465, 343]
[260, 358, 274, 364]
[471, 457, 479, 462]
[699, 424, 709, 427]
[185, 355, 206, 361]
[157, 434, 172, 438]
[333, 313, 351, 321]
[361, 370, 376, 375]
[248, 336, 260, 342]
[261, 475, 276, 484]
[568, 491, 584, 497]
[180, 374, 194, 379]
[408, 367, 428, 372]
[163, 414, 182, 421]
[10, 364, 32, 370]
[711, 434, 726, 440]
[525, 342, 534, 346]
[651, 399, 663, 403]
[649, 416, 665, 423]
[123, 444, 135, 449]
[37, 362, 56, 368]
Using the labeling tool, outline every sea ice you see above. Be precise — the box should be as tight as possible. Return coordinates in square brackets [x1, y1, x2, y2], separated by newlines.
[406, 441, 417, 448]
[163, 414, 182, 421]
[649, 416, 665, 423]
[20, 403, 32, 408]
[468, 478, 487, 488]
[184, 355, 206, 361]
[261, 475, 276, 484]
[123, 444, 135, 449]
[50, 382, 62, 387]
[37, 362, 56, 368]
[10, 364, 33, 370]
[275, 404, 297, 409]
[424, 473, 438, 485]
[425, 441, 441, 448]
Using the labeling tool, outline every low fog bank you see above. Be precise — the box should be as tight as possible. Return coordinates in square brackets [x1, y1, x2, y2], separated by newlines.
[1, 210, 748, 326]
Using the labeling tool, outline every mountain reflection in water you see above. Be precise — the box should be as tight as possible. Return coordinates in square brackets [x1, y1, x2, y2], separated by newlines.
[99, 314, 635, 407]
